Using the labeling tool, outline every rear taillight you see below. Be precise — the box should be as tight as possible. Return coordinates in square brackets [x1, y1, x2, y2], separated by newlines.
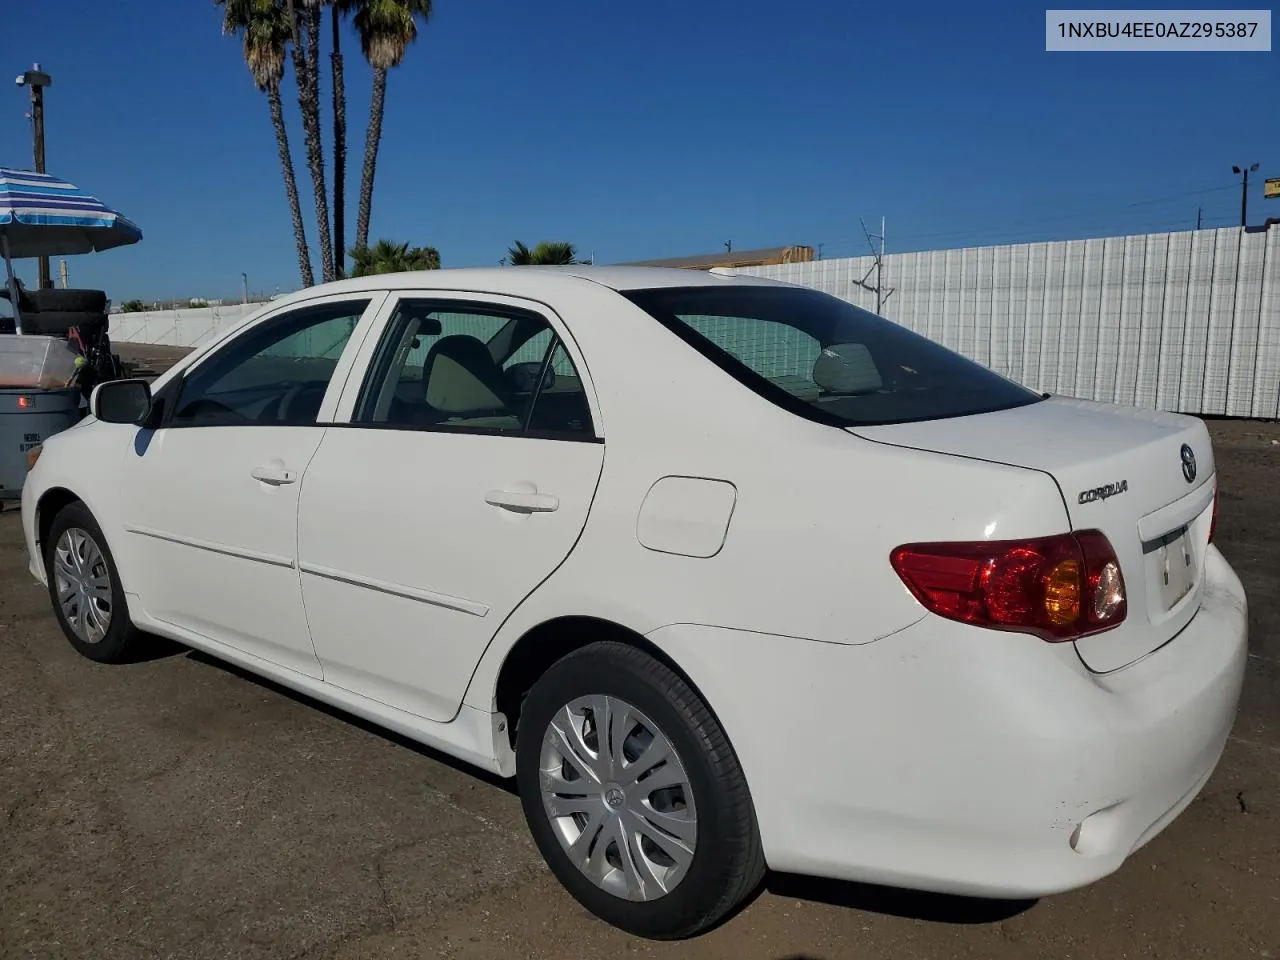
[1208, 485, 1219, 544]
[890, 530, 1127, 641]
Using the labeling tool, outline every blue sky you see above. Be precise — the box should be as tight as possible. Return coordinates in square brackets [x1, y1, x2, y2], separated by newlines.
[3, 0, 1277, 300]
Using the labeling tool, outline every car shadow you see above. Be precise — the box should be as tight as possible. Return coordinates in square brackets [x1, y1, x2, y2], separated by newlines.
[179, 645, 518, 794]
[125, 633, 190, 663]
[765, 872, 1036, 924]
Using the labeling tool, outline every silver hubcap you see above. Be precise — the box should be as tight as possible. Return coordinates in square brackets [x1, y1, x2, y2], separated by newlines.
[539, 695, 697, 901]
[53, 528, 112, 644]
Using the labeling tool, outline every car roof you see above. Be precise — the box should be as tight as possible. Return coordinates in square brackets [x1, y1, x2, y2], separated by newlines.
[265, 264, 793, 308]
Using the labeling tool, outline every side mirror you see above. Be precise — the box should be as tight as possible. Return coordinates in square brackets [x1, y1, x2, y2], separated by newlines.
[90, 378, 153, 425]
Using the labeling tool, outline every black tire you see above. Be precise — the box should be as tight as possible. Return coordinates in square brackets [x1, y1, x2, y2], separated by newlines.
[27, 288, 108, 313]
[43, 501, 141, 664]
[515, 641, 765, 940]
[20, 310, 108, 337]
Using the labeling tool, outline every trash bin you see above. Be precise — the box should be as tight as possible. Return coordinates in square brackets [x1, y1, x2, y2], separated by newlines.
[0, 387, 81, 501]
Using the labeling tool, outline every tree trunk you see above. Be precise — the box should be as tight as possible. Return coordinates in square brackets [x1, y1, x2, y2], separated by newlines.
[267, 81, 314, 288]
[355, 66, 387, 252]
[330, 4, 346, 279]
[291, 4, 334, 283]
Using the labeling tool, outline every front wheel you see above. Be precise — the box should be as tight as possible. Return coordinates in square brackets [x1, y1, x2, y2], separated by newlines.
[515, 641, 765, 939]
[43, 501, 141, 664]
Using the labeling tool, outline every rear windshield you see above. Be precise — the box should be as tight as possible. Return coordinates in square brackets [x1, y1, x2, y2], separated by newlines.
[621, 285, 1043, 427]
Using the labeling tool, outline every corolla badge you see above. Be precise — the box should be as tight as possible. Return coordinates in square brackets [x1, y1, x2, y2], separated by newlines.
[1078, 480, 1128, 504]
[1180, 443, 1197, 483]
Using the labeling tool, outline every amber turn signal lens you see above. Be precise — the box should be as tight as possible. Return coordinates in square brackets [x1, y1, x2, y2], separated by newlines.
[1042, 559, 1082, 625]
[25, 445, 42, 471]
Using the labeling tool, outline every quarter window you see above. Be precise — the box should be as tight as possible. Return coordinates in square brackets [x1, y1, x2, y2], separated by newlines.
[354, 300, 594, 438]
[170, 299, 370, 427]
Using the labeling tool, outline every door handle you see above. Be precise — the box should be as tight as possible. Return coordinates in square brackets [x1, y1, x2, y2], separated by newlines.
[484, 489, 559, 513]
[250, 462, 298, 485]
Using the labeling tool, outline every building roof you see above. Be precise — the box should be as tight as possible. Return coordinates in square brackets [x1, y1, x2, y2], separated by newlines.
[617, 246, 807, 269]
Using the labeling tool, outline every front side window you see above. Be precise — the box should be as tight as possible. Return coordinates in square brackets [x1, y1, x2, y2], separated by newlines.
[170, 299, 370, 427]
[354, 300, 594, 438]
[622, 285, 1042, 426]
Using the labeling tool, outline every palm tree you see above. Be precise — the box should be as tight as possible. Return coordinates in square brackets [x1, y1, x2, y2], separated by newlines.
[290, 0, 336, 282]
[507, 241, 579, 265]
[349, 239, 441, 276]
[328, 0, 354, 280]
[350, 0, 433, 252]
[216, 0, 314, 286]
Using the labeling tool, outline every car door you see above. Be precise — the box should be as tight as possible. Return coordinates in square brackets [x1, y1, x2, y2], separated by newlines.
[118, 293, 384, 678]
[296, 293, 605, 721]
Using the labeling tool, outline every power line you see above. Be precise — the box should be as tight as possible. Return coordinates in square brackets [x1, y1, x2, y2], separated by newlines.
[817, 182, 1241, 252]
[816, 217, 1240, 258]
[851, 217, 894, 312]
[819, 210, 1241, 257]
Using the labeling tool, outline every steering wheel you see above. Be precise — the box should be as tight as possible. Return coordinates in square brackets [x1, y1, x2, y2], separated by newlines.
[272, 382, 327, 424]
[178, 396, 251, 424]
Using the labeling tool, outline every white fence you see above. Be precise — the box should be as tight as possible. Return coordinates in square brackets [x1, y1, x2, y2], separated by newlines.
[111, 302, 262, 348]
[112, 225, 1280, 419]
[740, 225, 1280, 419]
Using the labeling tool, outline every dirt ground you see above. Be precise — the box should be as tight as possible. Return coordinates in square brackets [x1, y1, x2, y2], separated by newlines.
[1, 416, 1278, 960]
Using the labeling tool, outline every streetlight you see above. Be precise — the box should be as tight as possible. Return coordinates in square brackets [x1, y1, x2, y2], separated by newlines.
[16, 64, 53, 288]
[1233, 163, 1260, 227]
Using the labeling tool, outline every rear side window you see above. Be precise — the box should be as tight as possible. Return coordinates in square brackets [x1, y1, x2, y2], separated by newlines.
[353, 299, 595, 439]
[622, 285, 1041, 426]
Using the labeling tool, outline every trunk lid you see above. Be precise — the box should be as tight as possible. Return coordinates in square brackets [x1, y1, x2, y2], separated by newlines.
[853, 396, 1216, 672]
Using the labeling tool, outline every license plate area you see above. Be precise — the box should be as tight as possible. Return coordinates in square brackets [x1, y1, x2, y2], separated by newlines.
[1148, 525, 1195, 612]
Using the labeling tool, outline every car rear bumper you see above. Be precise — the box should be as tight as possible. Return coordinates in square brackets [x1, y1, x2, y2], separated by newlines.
[647, 544, 1247, 898]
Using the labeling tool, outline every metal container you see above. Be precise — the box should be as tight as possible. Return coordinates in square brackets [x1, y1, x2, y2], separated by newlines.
[0, 387, 81, 501]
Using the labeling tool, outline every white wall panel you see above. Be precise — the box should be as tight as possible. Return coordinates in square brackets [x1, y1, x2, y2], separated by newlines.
[1107, 234, 1144, 405]
[1202, 229, 1241, 416]
[1132, 233, 1169, 410]
[1252, 228, 1280, 419]
[1225, 230, 1265, 416]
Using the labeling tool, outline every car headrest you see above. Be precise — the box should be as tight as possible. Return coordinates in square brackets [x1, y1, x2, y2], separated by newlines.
[421, 334, 510, 414]
[812, 342, 883, 394]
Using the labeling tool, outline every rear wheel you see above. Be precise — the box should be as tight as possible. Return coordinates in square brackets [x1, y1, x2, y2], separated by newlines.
[515, 641, 765, 939]
[43, 501, 140, 664]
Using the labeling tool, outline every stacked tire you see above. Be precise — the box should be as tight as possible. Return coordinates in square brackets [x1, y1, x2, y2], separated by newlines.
[18, 289, 109, 338]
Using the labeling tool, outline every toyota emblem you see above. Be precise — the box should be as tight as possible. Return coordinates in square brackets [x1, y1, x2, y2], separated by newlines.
[1180, 443, 1197, 483]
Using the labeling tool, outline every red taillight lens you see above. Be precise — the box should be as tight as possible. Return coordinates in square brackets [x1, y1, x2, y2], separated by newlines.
[890, 530, 1127, 641]
[1208, 486, 1219, 544]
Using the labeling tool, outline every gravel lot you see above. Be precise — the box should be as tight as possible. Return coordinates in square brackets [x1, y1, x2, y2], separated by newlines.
[1, 398, 1278, 959]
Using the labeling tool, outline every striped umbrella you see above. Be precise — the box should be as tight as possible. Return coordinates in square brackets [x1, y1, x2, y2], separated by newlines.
[0, 167, 141, 258]
[1, 167, 141, 334]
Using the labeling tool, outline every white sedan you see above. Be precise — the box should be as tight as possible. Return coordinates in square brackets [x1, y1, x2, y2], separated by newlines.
[21, 266, 1247, 939]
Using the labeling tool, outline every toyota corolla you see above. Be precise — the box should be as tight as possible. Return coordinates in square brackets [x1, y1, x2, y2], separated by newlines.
[21, 266, 1247, 940]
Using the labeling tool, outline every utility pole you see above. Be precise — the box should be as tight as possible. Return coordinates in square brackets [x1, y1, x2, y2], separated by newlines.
[852, 216, 894, 314]
[1196, 206, 1203, 230]
[17, 64, 53, 288]
[1233, 163, 1260, 227]
[241, 272, 249, 305]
